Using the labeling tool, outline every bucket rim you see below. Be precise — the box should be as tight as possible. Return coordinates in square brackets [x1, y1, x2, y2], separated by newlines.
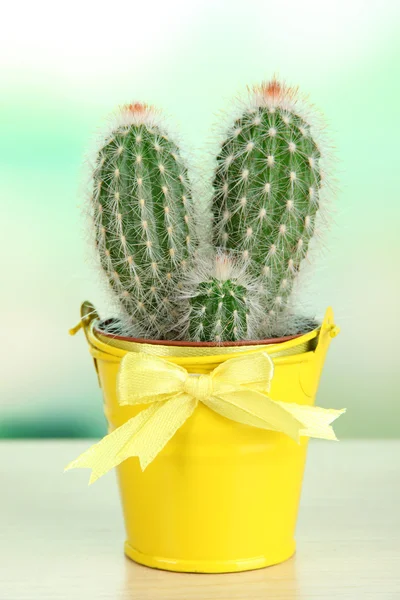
[94, 318, 305, 347]
[88, 320, 322, 365]
[76, 302, 337, 366]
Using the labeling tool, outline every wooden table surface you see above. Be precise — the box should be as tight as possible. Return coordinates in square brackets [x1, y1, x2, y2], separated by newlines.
[1, 440, 399, 599]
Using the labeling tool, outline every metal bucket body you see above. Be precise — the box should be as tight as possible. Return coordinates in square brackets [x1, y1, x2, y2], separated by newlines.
[85, 307, 336, 573]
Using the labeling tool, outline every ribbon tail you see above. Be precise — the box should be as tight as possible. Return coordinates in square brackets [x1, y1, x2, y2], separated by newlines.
[65, 395, 197, 483]
[117, 393, 198, 471]
[65, 403, 164, 484]
[274, 402, 346, 440]
[204, 390, 303, 442]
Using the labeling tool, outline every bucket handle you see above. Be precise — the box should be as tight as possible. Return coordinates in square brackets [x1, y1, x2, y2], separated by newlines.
[317, 307, 340, 349]
[69, 301, 103, 386]
[298, 306, 340, 398]
[69, 300, 100, 337]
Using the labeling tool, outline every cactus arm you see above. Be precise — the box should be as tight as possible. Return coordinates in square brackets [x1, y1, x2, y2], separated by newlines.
[211, 80, 327, 325]
[90, 104, 195, 337]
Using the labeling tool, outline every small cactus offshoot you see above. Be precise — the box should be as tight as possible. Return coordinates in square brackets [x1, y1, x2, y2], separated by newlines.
[211, 79, 329, 333]
[177, 252, 263, 342]
[90, 103, 196, 338]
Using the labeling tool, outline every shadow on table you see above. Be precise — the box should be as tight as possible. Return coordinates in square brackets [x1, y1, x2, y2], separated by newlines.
[120, 554, 301, 599]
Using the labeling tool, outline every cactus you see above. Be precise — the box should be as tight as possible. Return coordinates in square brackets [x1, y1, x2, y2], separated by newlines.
[178, 251, 263, 342]
[211, 79, 328, 333]
[90, 103, 196, 338]
[87, 80, 330, 343]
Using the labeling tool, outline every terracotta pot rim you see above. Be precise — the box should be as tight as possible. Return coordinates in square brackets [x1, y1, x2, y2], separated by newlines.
[94, 319, 306, 348]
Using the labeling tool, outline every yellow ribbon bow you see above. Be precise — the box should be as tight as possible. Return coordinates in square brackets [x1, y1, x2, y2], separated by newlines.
[66, 352, 345, 484]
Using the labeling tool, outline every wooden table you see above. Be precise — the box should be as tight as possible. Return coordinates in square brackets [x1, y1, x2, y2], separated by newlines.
[1, 441, 399, 599]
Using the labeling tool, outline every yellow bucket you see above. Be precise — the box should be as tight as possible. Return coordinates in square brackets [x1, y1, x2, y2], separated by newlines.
[78, 303, 338, 573]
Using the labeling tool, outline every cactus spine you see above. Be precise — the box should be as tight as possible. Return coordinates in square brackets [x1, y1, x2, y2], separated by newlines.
[91, 103, 195, 337]
[179, 252, 262, 342]
[211, 80, 326, 330]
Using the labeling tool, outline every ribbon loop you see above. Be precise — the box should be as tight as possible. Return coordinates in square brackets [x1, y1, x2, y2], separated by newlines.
[118, 353, 186, 405]
[66, 351, 345, 483]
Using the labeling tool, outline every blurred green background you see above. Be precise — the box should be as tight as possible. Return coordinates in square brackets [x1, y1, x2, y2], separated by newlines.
[2, 0, 399, 439]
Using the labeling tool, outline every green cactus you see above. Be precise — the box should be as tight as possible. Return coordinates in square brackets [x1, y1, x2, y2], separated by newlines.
[88, 81, 330, 343]
[91, 103, 195, 338]
[211, 79, 327, 332]
[178, 252, 263, 342]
